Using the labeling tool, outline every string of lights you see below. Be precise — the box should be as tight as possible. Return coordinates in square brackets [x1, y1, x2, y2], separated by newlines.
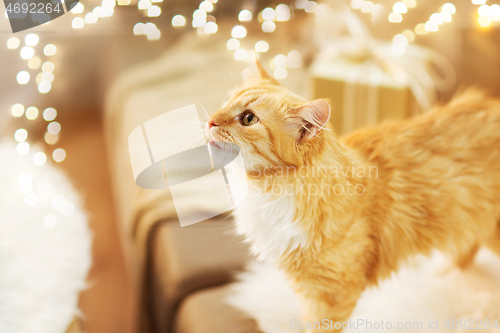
[3, 0, 497, 223]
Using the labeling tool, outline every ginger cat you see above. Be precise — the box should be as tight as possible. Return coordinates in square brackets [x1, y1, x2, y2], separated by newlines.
[205, 61, 500, 332]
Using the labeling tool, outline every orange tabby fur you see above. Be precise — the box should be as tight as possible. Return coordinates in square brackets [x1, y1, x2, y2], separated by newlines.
[206, 62, 500, 332]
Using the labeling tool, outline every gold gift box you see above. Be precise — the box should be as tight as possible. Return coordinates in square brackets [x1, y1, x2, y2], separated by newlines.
[310, 56, 419, 136]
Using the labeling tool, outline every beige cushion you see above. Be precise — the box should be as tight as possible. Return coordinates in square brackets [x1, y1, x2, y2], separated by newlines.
[150, 219, 251, 333]
[175, 285, 262, 333]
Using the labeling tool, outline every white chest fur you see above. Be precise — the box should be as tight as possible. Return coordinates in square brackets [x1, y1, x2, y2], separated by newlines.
[231, 183, 308, 263]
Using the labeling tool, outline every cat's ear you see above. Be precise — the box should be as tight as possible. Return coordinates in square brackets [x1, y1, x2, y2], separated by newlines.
[242, 59, 280, 85]
[287, 99, 331, 142]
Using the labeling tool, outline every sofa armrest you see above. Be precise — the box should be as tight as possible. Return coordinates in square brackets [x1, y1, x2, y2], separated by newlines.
[149, 219, 250, 333]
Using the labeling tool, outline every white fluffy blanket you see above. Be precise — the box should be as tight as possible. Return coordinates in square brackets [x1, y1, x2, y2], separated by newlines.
[0, 141, 91, 333]
[228, 250, 500, 332]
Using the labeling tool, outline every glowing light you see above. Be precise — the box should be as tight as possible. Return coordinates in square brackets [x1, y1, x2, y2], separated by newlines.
[7, 37, 20, 49]
[85, 13, 98, 23]
[28, 57, 41, 69]
[295, 0, 308, 9]
[38, 81, 51, 93]
[138, 0, 151, 9]
[305, 1, 318, 13]
[276, 4, 291, 21]
[234, 49, 248, 61]
[34, 152, 47, 167]
[425, 21, 438, 31]
[403, 0, 416, 9]
[393, 2, 407, 13]
[47, 122, 61, 135]
[44, 214, 57, 228]
[238, 9, 253, 22]
[231, 25, 247, 38]
[472, 0, 486, 4]
[53, 149, 66, 162]
[101, 7, 114, 17]
[45, 132, 59, 145]
[442, 3, 456, 14]
[227, 39, 240, 50]
[393, 34, 408, 46]
[72, 17, 85, 29]
[255, 40, 269, 52]
[430, 13, 444, 25]
[102, 0, 116, 8]
[42, 62, 55, 73]
[25, 193, 38, 207]
[70, 2, 84, 13]
[204, 22, 218, 34]
[147, 5, 161, 17]
[274, 67, 287, 79]
[17, 142, 30, 155]
[20, 46, 35, 59]
[172, 15, 186, 27]
[388, 12, 403, 22]
[350, 0, 363, 9]
[274, 54, 288, 67]
[17, 71, 30, 84]
[361, 1, 374, 13]
[43, 108, 57, 121]
[133, 23, 144, 35]
[41, 72, 54, 83]
[14, 129, 28, 142]
[25, 34, 39, 46]
[262, 7, 276, 20]
[478, 15, 491, 26]
[491, 5, 500, 20]
[262, 20, 276, 32]
[143, 22, 157, 35]
[193, 9, 207, 18]
[147, 29, 161, 40]
[93, 7, 103, 17]
[44, 44, 57, 56]
[118, 0, 131, 5]
[11, 104, 25, 117]
[478, 5, 490, 16]
[402, 29, 415, 42]
[192, 16, 206, 28]
[26, 107, 39, 120]
[36, 73, 43, 84]
[440, 11, 452, 22]
[199, 1, 213, 12]
[287, 51, 303, 68]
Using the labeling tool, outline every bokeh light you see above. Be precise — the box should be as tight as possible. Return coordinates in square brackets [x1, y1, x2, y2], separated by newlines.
[53, 148, 67, 162]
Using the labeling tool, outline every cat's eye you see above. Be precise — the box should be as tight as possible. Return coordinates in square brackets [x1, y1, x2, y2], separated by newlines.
[241, 111, 258, 126]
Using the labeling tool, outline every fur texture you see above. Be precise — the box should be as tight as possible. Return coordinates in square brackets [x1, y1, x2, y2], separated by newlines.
[228, 249, 500, 333]
[206, 62, 500, 331]
[0, 141, 91, 333]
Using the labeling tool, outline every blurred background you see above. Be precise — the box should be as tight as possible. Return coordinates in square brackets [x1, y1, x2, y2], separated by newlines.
[0, 0, 499, 333]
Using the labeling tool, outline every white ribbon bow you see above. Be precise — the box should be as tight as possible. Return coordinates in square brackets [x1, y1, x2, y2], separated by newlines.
[314, 6, 456, 118]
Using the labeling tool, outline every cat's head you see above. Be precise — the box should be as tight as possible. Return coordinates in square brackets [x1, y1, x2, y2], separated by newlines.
[206, 60, 331, 174]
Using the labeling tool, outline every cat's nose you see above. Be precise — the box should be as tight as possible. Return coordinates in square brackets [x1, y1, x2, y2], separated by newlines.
[208, 118, 218, 128]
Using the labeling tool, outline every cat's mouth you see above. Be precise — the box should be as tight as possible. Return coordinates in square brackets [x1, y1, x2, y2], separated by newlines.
[209, 140, 224, 150]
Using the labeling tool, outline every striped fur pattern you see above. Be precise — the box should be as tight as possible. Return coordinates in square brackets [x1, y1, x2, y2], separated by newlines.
[205, 61, 500, 332]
